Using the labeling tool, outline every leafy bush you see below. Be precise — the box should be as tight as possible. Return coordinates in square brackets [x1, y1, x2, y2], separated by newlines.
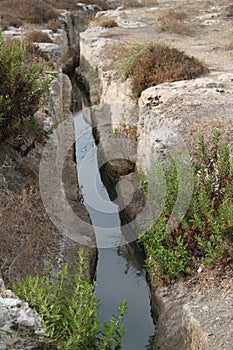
[14, 249, 127, 350]
[182, 131, 233, 266]
[0, 30, 53, 140]
[142, 218, 190, 278]
[116, 42, 208, 98]
[140, 132, 233, 279]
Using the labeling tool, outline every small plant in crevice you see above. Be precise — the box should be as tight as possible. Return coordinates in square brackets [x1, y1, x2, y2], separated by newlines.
[139, 168, 148, 195]
[140, 131, 233, 280]
[113, 127, 120, 138]
[13, 249, 127, 350]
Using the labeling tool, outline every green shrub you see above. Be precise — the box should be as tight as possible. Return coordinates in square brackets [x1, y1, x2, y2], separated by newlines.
[116, 42, 208, 98]
[0, 30, 53, 140]
[140, 132, 233, 279]
[182, 131, 233, 264]
[141, 218, 190, 278]
[13, 249, 127, 350]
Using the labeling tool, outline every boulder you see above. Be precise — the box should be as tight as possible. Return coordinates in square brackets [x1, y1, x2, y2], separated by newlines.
[0, 279, 44, 350]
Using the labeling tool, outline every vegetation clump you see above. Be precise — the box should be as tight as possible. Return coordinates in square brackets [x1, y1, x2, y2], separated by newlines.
[25, 30, 53, 43]
[140, 132, 233, 279]
[158, 6, 191, 35]
[0, 0, 108, 28]
[86, 16, 118, 29]
[116, 42, 208, 98]
[14, 250, 127, 350]
[0, 30, 53, 140]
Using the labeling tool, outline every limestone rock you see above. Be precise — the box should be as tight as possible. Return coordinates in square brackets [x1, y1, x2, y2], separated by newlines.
[0, 280, 44, 350]
[38, 43, 62, 64]
[182, 300, 233, 350]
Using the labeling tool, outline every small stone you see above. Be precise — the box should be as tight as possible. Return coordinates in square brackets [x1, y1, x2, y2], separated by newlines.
[197, 267, 203, 273]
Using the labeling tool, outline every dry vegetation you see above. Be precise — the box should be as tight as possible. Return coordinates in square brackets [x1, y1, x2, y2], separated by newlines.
[25, 30, 53, 43]
[47, 18, 62, 32]
[115, 42, 208, 98]
[0, 147, 60, 287]
[86, 15, 118, 28]
[158, 6, 192, 35]
[225, 3, 233, 17]
[119, 0, 158, 8]
[0, 0, 108, 28]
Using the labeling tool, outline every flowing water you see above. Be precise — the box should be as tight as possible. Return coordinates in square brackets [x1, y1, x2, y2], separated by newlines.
[74, 110, 155, 349]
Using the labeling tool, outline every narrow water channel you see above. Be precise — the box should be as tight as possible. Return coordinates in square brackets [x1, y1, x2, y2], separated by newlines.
[74, 111, 155, 349]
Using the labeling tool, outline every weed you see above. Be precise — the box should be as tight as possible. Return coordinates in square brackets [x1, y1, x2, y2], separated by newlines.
[139, 169, 148, 195]
[113, 127, 120, 138]
[14, 249, 127, 350]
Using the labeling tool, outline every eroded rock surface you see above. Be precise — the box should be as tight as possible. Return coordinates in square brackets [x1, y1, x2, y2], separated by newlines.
[0, 279, 44, 350]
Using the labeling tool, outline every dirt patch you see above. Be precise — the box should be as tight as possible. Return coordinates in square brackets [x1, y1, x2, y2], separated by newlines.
[0, 139, 96, 288]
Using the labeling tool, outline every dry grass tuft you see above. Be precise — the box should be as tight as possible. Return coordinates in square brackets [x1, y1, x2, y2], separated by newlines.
[26, 31, 53, 43]
[0, 182, 59, 287]
[158, 6, 192, 35]
[47, 19, 62, 32]
[115, 42, 208, 98]
[86, 16, 118, 29]
[225, 4, 233, 17]
[0, 0, 58, 27]
[0, 0, 108, 28]
[120, 0, 158, 8]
